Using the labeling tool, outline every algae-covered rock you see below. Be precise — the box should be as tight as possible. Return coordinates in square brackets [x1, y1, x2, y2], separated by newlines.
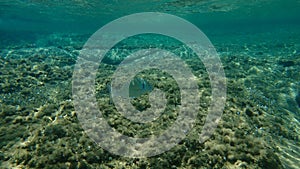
[1, 34, 299, 169]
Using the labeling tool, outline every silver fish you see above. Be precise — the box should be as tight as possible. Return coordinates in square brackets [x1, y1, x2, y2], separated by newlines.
[106, 77, 153, 99]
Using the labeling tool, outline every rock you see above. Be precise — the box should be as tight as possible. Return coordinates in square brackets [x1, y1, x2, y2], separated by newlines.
[278, 60, 295, 67]
[296, 92, 300, 108]
[258, 150, 283, 169]
[0, 151, 5, 161]
[44, 124, 66, 140]
[245, 108, 253, 117]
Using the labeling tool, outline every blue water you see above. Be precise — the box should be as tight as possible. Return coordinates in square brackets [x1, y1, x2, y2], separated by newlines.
[1, 1, 300, 46]
[1, 0, 300, 168]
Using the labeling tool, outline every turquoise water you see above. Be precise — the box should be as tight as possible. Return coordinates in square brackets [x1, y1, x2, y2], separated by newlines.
[1, 0, 300, 168]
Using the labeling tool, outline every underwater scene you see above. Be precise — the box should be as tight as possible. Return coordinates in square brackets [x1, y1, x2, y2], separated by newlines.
[0, 0, 300, 168]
